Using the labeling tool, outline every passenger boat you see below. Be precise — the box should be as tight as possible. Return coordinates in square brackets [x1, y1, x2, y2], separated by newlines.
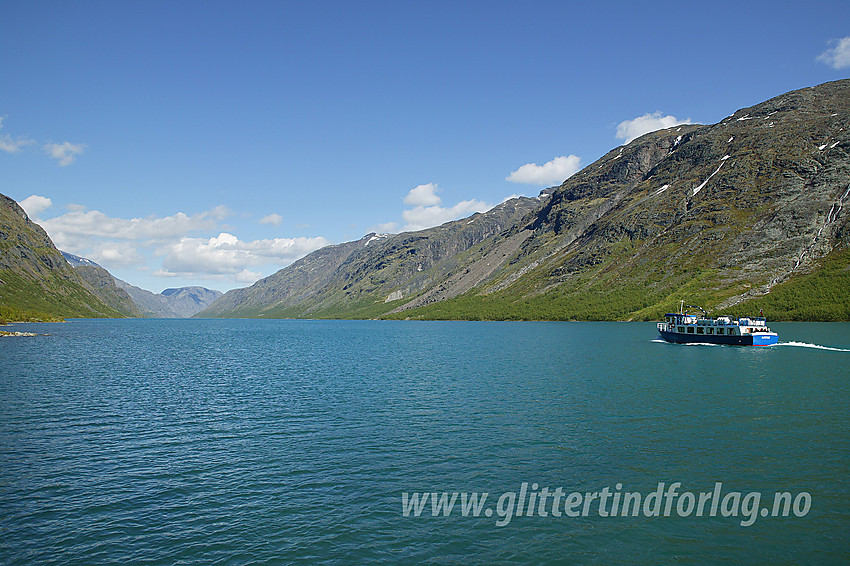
[656, 302, 778, 346]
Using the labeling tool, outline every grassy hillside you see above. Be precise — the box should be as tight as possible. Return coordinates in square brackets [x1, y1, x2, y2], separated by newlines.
[0, 262, 127, 322]
[382, 249, 850, 322]
[724, 246, 850, 321]
[0, 193, 131, 322]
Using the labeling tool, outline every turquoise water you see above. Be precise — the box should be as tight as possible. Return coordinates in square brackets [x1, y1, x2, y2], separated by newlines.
[1, 319, 848, 564]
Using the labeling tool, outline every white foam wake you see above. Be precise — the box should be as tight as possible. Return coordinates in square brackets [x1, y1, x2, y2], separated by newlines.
[651, 339, 721, 346]
[777, 341, 850, 352]
[653, 339, 849, 351]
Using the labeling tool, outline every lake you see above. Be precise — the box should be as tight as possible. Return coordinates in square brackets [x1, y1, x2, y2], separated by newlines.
[1, 319, 848, 564]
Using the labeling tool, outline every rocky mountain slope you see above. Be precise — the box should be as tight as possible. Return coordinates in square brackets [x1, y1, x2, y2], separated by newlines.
[58, 252, 142, 317]
[0, 195, 138, 321]
[62, 251, 222, 317]
[201, 79, 850, 321]
[201, 195, 545, 318]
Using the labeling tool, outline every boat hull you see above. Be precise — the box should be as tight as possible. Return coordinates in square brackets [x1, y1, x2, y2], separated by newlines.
[658, 329, 778, 346]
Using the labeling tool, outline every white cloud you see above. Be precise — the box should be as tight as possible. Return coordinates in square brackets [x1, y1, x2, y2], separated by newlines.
[152, 266, 264, 283]
[817, 36, 850, 69]
[376, 183, 501, 232]
[402, 199, 492, 231]
[369, 221, 400, 234]
[87, 241, 146, 268]
[506, 155, 582, 185]
[235, 268, 264, 283]
[404, 183, 442, 206]
[157, 232, 330, 277]
[0, 137, 30, 153]
[35, 201, 330, 286]
[44, 141, 86, 166]
[18, 195, 53, 219]
[0, 117, 34, 153]
[259, 213, 283, 226]
[392, 183, 495, 231]
[616, 112, 692, 144]
[41, 205, 231, 248]
[500, 194, 524, 203]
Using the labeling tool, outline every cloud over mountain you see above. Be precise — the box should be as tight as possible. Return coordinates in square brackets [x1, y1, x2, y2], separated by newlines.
[399, 184, 492, 231]
[616, 112, 691, 144]
[18, 195, 53, 219]
[817, 36, 850, 70]
[507, 155, 582, 185]
[157, 232, 330, 280]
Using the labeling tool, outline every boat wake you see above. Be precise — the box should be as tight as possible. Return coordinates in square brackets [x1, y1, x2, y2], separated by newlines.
[777, 341, 850, 352]
[652, 339, 848, 351]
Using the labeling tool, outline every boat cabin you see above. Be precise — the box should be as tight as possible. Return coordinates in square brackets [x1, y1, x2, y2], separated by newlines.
[661, 313, 772, 336]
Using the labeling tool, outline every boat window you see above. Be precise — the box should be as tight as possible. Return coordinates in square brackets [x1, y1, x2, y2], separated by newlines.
[696, 327, 704, 334]
[727, 328, 735, 335]
[687, 327, 694, 334]
[706, 328, 713, 334]
[678, 327, 685, 333]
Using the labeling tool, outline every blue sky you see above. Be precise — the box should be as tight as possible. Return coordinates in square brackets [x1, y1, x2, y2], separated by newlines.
[2, 0, 849, 292]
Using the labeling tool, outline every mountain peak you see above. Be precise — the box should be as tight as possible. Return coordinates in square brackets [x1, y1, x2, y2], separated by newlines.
[200, 79, 850, 321]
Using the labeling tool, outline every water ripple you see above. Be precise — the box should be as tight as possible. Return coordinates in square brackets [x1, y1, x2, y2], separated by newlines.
[1, 319, 848, 563]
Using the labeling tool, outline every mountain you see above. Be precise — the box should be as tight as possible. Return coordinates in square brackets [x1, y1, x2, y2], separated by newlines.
[201, 79, 850, 321]
[60, 251, 221, 318]
[113, 279, 222, 318]
[0, 195, 139, 321]
[61, 251, 101, 268]
[160, 287, 223, 317]
[200, 195, 545, 318]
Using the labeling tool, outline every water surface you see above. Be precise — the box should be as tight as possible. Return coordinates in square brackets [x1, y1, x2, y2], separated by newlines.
[1, 320, 848, 564]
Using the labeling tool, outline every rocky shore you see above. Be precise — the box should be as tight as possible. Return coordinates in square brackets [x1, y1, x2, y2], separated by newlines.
[0, 330, 41, 337]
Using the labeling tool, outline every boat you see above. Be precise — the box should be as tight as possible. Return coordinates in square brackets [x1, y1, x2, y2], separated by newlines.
[656, 301, 778, 346]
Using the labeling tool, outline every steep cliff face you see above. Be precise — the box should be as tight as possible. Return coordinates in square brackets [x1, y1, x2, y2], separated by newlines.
[459, 78, 850, 320]
[202, 79, 850, 321]
[0, 194, 135, 320]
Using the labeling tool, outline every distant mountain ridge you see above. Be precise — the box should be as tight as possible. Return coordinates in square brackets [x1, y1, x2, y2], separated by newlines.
[200, 79, 850, 321]
[113, 279, 222, 318]
[61, 251, 101, 268]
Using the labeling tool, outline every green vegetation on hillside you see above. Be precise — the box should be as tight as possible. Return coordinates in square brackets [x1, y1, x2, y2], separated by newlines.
[0, 304, 63, 324]
[1, 192, 137, 322]
[729, 246, 850, 321]
[381, 248, 850, 322]
[381, 285, 655, 321]
[0, 270, 125, 321]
